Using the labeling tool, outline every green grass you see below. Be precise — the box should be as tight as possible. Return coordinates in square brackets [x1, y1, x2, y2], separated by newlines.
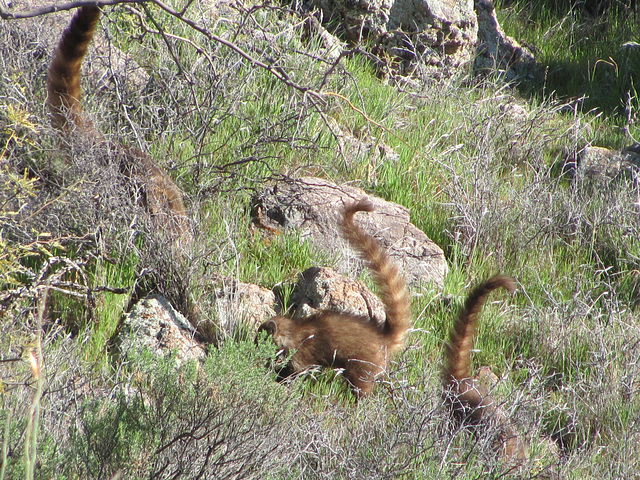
[82, 255, 138, 364]
[496, 0, 640, 130]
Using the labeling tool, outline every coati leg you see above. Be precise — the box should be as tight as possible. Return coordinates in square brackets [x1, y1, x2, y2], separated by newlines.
[257, 199, 411, 398]
[442, 275, 527, 460]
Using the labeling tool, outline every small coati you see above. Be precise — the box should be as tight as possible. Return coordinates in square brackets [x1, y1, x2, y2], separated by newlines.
[47, 5, 190, 243]
[442, 275, 527, 460]
[257, 199, 411, 398]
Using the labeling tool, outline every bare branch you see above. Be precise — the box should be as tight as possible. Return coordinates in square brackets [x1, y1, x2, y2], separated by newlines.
[146, 0, 326, 101]
[0, 0, 145, 20]
[2, 0, 329, 106]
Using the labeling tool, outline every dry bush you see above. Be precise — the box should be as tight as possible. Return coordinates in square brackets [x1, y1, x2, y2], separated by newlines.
[0, 299, 114, 478]
[441, 90, 640, 293]
[1, 1, 356, 328]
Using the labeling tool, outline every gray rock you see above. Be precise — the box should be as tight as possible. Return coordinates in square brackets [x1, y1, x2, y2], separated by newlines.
[574, 146, 640, 180]
[474, 0, 540, 82]
[251, 176, 447, 288]
[290, 266, 387, 323]
[117, 295, 206, 364]
[196, 269, 386, 335]
[308, 0, 478, 76]
[197, 276, 278, 340]
[304, 15, 347, 62]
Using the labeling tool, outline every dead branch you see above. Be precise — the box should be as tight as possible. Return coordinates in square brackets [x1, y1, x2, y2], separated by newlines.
[0, 0, 145, 20]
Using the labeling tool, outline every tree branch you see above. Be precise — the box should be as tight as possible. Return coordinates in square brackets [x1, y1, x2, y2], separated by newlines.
[146, 0, 325, 100]
[0, 0, 144, 20]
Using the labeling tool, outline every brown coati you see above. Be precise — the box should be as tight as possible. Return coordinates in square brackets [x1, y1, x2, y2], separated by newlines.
[47, 5, 190, 244]
[442, 275, 527, 460]
[257, 199, 411, 398]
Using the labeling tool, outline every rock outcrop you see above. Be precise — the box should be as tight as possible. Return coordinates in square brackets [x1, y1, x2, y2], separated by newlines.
[302, 0, 538, 79]
[308, 0, 478, 76]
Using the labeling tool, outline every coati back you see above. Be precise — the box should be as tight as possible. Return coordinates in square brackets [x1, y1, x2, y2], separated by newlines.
[442, 275, 527, 460]
[47, 5, 190, 243]
[258, 199, 411, 398]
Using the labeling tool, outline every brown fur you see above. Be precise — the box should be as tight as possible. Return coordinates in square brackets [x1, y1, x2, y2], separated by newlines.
[442, 275, 527, 460]
[257, 199, 411, 398]
[47, 5, 190, 243]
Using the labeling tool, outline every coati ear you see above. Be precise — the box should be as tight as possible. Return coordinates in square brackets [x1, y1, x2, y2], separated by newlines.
[256, 320, 276, 344]
[265, 320, 278, 335]
[258, 320, 278, 336]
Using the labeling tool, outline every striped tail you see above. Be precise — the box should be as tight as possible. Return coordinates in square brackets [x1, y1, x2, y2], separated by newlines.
[340, 200, 411, 353]
[47, 5, 101, 133]
[443, 275, 515, 384]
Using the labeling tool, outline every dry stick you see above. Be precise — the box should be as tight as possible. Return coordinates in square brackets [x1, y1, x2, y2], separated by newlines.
[24, 286, 48, 480]
[147, 0, 325, 102]
[0, 0, 146, 19]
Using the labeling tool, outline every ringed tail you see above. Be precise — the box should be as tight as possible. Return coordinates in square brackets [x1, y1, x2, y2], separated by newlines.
[443, 275, 515, 384]
[47, 5, 101, 132]
[340, 199, 411, 353]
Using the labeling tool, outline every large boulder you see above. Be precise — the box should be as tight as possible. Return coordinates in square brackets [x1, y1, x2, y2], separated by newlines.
[309, 0, 478, 75]
[251, 176, 448, 288]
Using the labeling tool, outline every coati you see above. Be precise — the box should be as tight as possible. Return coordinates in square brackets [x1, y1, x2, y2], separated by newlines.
[47, 5, 190, 243]
[442, 275, 527, 460]
[257, 199, 411, 398]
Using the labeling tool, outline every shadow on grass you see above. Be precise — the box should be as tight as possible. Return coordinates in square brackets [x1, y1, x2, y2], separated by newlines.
[499, 0, 640, 121]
